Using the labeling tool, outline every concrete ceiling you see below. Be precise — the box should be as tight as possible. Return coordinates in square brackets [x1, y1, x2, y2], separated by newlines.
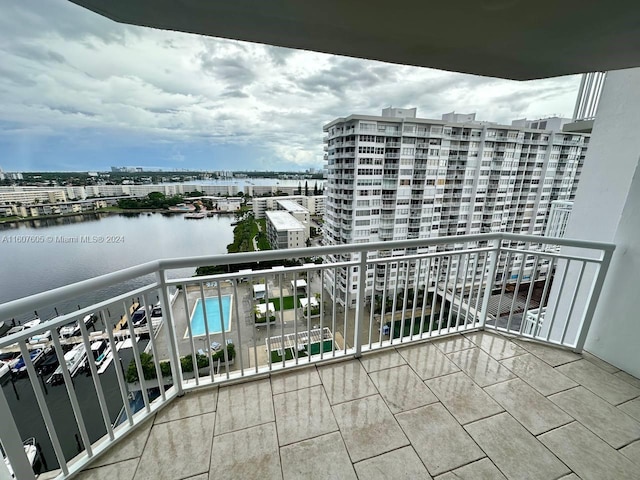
[69, 0, 640, 80]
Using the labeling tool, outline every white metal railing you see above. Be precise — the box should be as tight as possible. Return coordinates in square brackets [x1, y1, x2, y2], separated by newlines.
[0, 233, 614, 479]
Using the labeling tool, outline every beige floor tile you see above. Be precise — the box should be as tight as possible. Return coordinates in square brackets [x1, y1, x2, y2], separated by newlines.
[465, 412, 570, 480]
[274, 385, 338, 446]
[464, 331, 527, 360]
[549, 386, 640, 448]
[446, 348, 516, 387]
[185, 476, 208, 480]
[91, 418, 154, 468]
[270, 367, 321, 395]
[133, 413, 215, 480]
[354, 446, 432, 480]
[33, 471, 60, 480]
[280, 432, 357, 480]
[369, 365, 438, 413]
[512, 339, 581, 366]
[434, 458, 507, 480]
[557, 475, 581, 480]
[582, 351, 621, 373]
[557, 360, 640, 405]
[359, 348, 407, 373]
[318, 361, 377, 405]
[485, 378, 573, 435]
[500, 353, 577, 396]
[426, 371, 503, 424]
[214, 379, 274, 434]
[619, 397, 640, 421]
[620, 440, 640, 466]
[154, 388, 218, 424]
[614, 370, 640, 389]
[431, 334, 475, 354]
[539, 422, 640, 480]
[398, 343, 460, 380]
[77, 458, 138, 480]
[209, 423, 282, 480]
[331, 395, 408, 462]
[396, 403, 484, 476]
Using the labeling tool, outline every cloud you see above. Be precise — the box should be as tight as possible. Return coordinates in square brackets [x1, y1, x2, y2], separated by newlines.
[0, 0, 582, 171]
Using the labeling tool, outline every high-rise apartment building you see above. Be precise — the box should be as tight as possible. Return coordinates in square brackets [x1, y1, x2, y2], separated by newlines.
[323, 108, 589, 304]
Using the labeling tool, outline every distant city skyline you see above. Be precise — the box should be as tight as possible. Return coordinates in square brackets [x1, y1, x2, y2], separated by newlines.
[2, 0, 581, 173]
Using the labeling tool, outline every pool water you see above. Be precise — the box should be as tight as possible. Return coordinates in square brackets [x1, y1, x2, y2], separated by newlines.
[189, 295, 232, 336]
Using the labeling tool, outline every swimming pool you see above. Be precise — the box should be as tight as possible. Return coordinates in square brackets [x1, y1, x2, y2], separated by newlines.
[188, 295, 232, 337]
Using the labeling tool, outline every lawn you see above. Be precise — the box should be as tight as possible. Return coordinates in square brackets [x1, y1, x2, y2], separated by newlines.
[259, 295, 298, 311]
[270, 340, 334, 363]
[383, 309, 461, 339]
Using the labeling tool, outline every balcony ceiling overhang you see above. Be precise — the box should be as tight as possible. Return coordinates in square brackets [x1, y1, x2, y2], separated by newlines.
[69, 0, 640, 80]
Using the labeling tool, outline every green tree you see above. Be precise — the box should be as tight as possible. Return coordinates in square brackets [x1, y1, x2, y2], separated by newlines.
[305, 181, 309, 196]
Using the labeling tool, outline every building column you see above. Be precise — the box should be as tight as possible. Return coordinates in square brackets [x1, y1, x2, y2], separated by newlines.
[558, 67, 640, 377]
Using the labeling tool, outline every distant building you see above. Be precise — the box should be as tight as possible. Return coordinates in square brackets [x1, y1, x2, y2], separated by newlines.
[252, 195, 325, 219]
[265, 211, 306, 249]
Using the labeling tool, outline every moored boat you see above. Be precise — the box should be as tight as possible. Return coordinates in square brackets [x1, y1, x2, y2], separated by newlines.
[47, 344, 86, 385]
[2, 437, 39, 479]
[11, 349, 45, 375]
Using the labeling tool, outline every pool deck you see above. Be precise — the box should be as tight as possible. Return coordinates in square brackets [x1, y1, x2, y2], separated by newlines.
[152, 274, 377, 375]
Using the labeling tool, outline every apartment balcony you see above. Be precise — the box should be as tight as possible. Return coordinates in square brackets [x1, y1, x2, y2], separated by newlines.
[2, 234, 639, 480]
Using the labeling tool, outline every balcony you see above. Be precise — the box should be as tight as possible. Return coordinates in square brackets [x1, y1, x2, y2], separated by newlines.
[2, 234, 638, 480]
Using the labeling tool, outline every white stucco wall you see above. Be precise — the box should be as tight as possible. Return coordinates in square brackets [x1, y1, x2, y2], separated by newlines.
[561, 68, 640, 377]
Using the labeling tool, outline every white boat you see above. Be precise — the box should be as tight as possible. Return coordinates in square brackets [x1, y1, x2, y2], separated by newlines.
[22, 318, 41, 329]
[59, 313, 97, 338]
[90, 341, 111, 370]
[11, 349, 45, 375]
[2, 437, 38, 479]
[48, 344, 86, 385]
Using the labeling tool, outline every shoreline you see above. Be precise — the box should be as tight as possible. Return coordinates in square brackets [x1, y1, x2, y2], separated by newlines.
[0, 208, 237, 225]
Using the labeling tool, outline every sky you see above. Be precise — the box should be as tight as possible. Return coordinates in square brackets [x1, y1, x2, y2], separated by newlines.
[0, 0, 582, 173]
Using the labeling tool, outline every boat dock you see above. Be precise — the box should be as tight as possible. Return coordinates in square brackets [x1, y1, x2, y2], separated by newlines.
[0, 302, 150, 355]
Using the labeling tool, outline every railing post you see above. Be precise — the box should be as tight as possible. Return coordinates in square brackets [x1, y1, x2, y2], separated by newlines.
[0, 388, 36, 480]
[479, 239, 501, 329]
[157, 268, 184, 396]
[573, 247, 615, 353]
[353, 252, 368, 358]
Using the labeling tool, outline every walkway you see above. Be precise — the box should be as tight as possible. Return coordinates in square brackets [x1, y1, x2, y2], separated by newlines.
[66, 331, 640, 480]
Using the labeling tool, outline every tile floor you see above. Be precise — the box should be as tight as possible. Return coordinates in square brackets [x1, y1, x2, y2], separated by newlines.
[74, 331, 640, 480]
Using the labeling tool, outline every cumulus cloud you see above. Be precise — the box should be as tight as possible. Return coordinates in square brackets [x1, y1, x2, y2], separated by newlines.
[0, 0, 581, 171]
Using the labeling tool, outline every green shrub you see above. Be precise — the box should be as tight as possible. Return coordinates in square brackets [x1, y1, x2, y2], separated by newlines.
[126, 344, 236, 382]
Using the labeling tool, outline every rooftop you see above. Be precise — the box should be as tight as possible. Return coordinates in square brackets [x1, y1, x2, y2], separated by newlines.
[276, 199, 309, 213]
[66, 331, 640, 480]
[265, 210, 306, 231]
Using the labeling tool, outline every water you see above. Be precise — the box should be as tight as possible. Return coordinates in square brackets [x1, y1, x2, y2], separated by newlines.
[0, 212, 235, 474]
[0, 212, 235, 320]
[189, 295, 232, 336]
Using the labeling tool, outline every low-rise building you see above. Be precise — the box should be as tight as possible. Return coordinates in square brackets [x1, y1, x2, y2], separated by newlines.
[265, 211, 306, 249]
[253, 195, 324, 219]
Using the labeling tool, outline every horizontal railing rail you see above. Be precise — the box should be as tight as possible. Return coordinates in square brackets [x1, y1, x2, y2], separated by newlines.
[0, 233, 614, 480]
